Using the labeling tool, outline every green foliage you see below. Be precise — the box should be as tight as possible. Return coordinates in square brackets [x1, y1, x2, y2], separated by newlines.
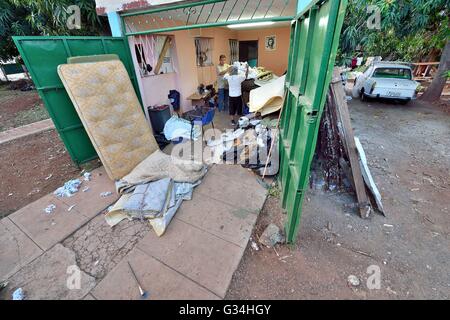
[339, 0, 449, 63]
[0, 0, 104, 61]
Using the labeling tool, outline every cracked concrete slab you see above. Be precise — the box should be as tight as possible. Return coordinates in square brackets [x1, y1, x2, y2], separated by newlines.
[0, 244, 95, 300]
[8, 193, 90, 251]
[62, 213, 151, 280]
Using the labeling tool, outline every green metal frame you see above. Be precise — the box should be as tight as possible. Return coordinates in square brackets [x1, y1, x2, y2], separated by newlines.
[10, 0, 347, 244]
[12, 36, 141, 165]
[120, 0, 295, 36]
[279, 0, 348, 243]
[118, 0, 347, 244]
[124, 16, 295, 36]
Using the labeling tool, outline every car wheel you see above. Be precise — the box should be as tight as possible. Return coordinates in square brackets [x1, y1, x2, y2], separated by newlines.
[360, 89, 367, 102]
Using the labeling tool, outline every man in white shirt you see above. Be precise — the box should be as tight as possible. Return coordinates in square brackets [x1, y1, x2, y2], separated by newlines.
[224, 64, 249, 126]
[216, 55, 232, 112]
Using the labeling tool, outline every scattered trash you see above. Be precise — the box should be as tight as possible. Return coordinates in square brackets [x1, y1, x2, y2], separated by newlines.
[94, 260, 99, 266]
[345, 95, 352, 101]
[347, 275, 360, 287]
[54, 179, 82, 197]
[383, 224, 394, 228]
[8, 193, 13, 197]
[100, 191, 113, 197]
[67, 205, 76, 212]
[279, 254, 292, 262]
[386, 287, 397, 295]
[82, 186, 90, 192]
[44, 174, 53, 180]
[128, 261, 148, 299]
[44, 204, 56, 214]
[0, 280, 8, 292]
[83, 172, 92, 181]
[238, 116, 250, 128]
[410, 188, 420, 192]
[259, 223, 285, 248]
[250, 241, 260, 251]
[12, 288, 25, 300]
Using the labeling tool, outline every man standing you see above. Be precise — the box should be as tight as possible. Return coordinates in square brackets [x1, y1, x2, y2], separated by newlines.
[216, 54, 231, 112]
[224, 64, 249, 126]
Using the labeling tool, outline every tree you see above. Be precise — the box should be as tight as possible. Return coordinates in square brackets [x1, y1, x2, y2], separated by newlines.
[421, 40, 450, 101]
[339, 0, 449, 62]
[0, 0, 106, 61]
[339, 0, 449, 100]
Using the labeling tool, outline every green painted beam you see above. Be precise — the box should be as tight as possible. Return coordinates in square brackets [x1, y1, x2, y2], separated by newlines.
[121, 0, 226, 18]
[124, 16, 294, 36]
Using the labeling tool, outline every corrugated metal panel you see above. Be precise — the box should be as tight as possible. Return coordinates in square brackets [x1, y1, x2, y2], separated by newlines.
[279, 0, 348, 242]
[12, 36, 140, 165]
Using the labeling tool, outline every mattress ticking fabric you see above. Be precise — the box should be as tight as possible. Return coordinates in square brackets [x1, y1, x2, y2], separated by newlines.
[58, 58, 207, 236]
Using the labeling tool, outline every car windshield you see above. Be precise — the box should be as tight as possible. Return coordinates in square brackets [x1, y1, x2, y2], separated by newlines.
[372, 67, 412, 80]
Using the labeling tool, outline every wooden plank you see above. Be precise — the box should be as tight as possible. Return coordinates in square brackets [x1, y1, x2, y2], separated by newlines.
[355, 136, 385, 215]
[331, 68, 371, 218]
[154, 36, 171, 75]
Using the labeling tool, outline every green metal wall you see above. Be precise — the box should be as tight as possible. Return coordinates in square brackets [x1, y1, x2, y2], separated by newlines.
[12, 36, 140, 165]
[279, 0, 348, 242]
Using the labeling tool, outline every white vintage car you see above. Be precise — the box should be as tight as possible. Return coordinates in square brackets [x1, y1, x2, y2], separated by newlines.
[353, 63, 420, 104]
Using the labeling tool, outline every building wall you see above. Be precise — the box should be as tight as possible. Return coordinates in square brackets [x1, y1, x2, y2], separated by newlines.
[128, 25, 290, 113]
[237, 26, 291, 75]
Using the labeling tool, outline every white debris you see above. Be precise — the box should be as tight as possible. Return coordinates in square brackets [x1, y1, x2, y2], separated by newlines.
[250, 241, 260, 251]
[83, 172, 92, 181]
[347, 275, 360, 287]
[8, 193, 13, 197]
[12, 288, 25, 300]
[67, 205, 76, 212]
[44, 204, 56, 214]
[44, 174, 53, 180]
[82, 186, 90, 192]
[383, 224, 394, 228]
[100, 191, 113, 197]
[54, 179, 82, 197]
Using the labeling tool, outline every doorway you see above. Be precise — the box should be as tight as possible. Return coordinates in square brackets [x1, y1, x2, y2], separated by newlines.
[239, 40, 258, 67]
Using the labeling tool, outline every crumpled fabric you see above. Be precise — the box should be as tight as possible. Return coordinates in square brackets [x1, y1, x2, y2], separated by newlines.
[163, 115, 201, 141]
[105, 178, 201, 236]
[115, 149, 206, 194]
[105, 149, 207, 236]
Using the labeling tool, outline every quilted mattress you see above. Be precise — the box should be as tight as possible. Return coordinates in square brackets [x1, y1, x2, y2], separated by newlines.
[58, 60, 158, 180]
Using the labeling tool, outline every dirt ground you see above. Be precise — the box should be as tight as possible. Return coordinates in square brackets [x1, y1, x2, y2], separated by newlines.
[227, 98, 449, 300]
[0, 129, 100, 218]
[0, 84, 48, 132]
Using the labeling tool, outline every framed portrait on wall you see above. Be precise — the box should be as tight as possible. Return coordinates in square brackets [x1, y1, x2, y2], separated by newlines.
[265, 35, 276, 51]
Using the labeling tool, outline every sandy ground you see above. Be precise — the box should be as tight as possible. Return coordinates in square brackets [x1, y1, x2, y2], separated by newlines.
[0, 130, 100, 218]
[227, 98, 449, 299]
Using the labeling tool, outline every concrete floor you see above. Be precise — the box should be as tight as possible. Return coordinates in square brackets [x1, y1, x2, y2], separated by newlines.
[0, 110, 268, 300]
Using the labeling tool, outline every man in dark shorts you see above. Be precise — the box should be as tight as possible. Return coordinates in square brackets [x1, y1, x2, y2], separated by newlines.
[224, 64, 249, 126]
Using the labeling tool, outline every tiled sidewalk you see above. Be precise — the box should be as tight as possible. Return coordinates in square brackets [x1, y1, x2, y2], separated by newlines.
[0, 164, 267, 300]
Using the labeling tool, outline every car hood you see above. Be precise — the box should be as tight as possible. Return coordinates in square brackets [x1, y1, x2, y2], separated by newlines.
[373, 78, 419, 89]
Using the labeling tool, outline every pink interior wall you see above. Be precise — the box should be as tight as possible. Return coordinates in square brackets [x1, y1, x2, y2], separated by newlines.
[129, 25, 290, 113]
[237, 26, 291, 76]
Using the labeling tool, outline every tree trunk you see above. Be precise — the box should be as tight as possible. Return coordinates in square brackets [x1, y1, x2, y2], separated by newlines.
[421, 40, 450, 102]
